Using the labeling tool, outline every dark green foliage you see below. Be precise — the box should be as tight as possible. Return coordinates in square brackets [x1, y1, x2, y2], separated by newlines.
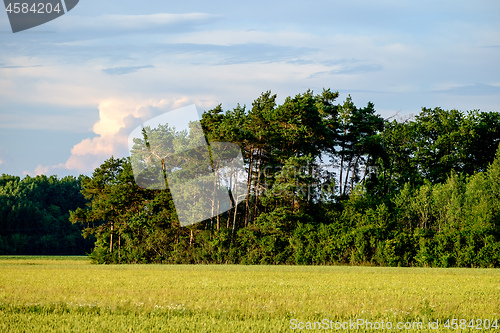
[0, 174, 91, 255]
[379, 108, 500, 190]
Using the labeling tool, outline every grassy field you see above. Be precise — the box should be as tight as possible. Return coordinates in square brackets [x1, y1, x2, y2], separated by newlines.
[0, 256, 499, 332]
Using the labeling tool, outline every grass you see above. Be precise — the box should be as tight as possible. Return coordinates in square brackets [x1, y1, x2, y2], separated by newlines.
[0, 256, 499, 332]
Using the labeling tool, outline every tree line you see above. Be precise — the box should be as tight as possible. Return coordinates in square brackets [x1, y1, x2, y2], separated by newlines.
[2, 89, 500, 266]
[0, 174, 93, 255]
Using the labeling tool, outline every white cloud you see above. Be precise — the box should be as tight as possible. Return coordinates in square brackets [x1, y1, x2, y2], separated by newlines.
[30, 163, 64, 176]
[26, 97, 206, 175]
[0, 159, 3, 166]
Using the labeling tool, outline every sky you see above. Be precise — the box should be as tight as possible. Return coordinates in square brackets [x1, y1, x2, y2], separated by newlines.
[0, 0, 499, 177]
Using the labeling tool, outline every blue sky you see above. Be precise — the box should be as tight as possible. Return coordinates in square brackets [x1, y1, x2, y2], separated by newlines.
[1, 0, 499, 177]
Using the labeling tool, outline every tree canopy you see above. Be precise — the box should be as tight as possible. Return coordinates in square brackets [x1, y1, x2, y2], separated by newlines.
[0, 174, 91, 255]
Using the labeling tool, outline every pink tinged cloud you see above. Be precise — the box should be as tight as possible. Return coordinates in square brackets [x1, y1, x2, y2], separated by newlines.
[27, 97, 196, 176]
[66, 98, 165, 173]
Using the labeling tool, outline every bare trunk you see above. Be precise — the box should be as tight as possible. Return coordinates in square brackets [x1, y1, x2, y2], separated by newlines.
[216, 173, 220, 231]
[109, 222, 114, 253]
[244, 145, 254, 227]
[216, 209, 220, 230]
[210, 196, 214, 234]
[232, 203, 238, 244]
[253, 147, 263, 220]
[361, 161, 368, 183]
[118, 234, 121, 262]
[350, 154, 362, 193]
[339, 152, 344, 196]
[386, 157, 395, 195]
[161, 159, 167, 184]
[308, 162, 313, 203]
[343, 158, 352, 196]
[227, 172, 236, 229]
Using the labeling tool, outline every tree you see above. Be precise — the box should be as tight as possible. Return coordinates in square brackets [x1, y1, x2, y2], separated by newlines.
[70, 157, 160, 262]
[0, 174, 90, 255]
[336, 96, 384, 196]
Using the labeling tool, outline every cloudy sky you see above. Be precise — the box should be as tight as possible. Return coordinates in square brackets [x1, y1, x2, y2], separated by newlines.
[0, 0, 499, 177]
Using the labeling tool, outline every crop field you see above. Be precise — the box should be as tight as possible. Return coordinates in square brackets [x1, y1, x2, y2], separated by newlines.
[0, 257, 499, 332]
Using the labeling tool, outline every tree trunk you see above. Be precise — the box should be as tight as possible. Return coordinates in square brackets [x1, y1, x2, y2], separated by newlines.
[244, 145, 255, 227]
[350, 153, 362, 194]
[118, 234, 121, 262]
[227, 174, 236, 229]
[161, 159, 167, 184]
[343, 158, 352, 196]
[215, 171, 220, 231]
[253, 146, 263, 221]
[339, 150, 344, 196]
[109, 222, 114, 253]
[232, 203, 238, 244]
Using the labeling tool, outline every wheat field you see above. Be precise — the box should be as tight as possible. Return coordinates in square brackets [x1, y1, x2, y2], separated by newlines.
[0, 256, 499, 332]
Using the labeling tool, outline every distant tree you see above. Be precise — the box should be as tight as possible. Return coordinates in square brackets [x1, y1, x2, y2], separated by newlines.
[0, 173, 90, 255]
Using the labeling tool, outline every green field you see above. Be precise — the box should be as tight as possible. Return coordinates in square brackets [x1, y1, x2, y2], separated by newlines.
[0, 257, 499, 332]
